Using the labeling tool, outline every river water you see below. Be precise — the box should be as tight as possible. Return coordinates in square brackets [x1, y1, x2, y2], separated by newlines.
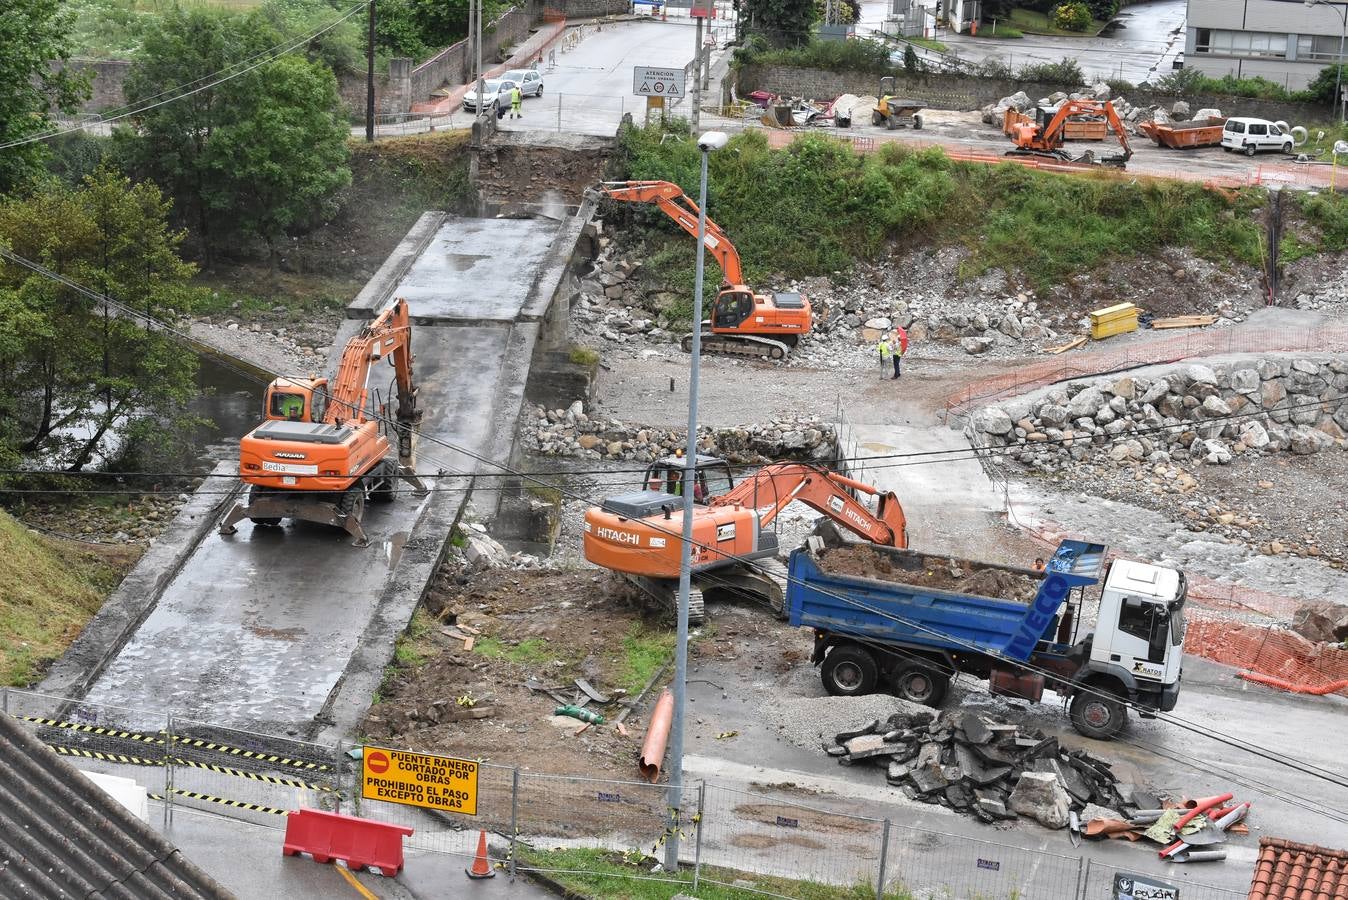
[183, 353, 266, 473]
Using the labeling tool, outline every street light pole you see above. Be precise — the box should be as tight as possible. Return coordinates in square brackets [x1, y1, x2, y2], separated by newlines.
[365, 0, 376, 142]
[476, 0, 485, 116]
[664, 130, 728, 874]
[1307, 0, 1347, 123]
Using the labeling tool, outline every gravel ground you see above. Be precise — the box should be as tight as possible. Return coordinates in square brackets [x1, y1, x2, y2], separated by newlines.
[764, 693, 934, 751]
[189, 319, 331, 377]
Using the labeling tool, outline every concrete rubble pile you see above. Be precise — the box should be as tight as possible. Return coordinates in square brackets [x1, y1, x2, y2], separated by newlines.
[979, 81, 1200, 134]
[824, 709, 1126, 828]
[521, 401, 838, 463]
[972, 358, 1348, 475]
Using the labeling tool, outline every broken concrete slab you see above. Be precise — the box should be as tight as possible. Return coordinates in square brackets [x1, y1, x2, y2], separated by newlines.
[1009, 771, 1071, 830]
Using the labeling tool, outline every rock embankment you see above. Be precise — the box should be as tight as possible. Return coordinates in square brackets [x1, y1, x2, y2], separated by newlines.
[521, 401, 838, 463]
[971, 358, 1348, 472]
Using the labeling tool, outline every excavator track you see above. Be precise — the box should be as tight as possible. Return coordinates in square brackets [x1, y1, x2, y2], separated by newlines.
[623, 575, 706, 625]
[680, 331, 793, 360]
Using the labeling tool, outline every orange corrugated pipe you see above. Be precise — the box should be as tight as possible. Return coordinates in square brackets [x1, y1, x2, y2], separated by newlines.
[638, 689, 674, 783]
[1238, 671, 1348, 695]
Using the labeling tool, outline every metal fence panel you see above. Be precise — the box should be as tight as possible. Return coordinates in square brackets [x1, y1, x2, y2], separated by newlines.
[884, 821, 1083, 900]
[1081, 858, 1248, 900]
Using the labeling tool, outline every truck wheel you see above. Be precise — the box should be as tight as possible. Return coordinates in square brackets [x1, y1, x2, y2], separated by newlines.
[893, 664, 949, 707]
[871, 110, 882, 127]
[1244, 144, 1256, 157]
[821, 646, 878, 697]
[912, 114, 923, 130]
[1069, 691, 1127, 739]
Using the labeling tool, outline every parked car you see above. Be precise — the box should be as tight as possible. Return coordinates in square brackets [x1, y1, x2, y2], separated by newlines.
[501, 68, 544, 97]
[462, 78, 519, 112]
[1221, 117, 1294, 156]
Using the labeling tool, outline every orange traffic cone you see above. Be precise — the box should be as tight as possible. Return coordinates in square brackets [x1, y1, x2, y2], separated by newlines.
[465, 829, 495, 879]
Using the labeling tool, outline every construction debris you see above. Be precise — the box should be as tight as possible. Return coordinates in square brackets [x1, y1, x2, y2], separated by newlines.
[1150, 314, 1219, 329]
[823, 710, 1126, 827]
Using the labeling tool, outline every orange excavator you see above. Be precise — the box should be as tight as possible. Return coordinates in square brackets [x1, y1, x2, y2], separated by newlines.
[583, 455, 907, 622]
[219, 297, 426, 547]
[588, 181, 812, 359]
[1006, 99, 1133, 167]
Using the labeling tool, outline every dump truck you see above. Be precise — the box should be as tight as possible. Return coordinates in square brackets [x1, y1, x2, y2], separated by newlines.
[786, 539, 1186, 739]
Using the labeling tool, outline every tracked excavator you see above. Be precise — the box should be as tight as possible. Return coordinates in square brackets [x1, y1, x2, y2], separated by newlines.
[588, 181, 812, 360]
[583, 455, 907, 623]
[1006, 99, 1133, 167]
[219, 297, 426, 547]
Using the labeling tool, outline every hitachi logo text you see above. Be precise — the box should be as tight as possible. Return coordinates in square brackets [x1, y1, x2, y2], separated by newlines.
[598, 527, 641, 546]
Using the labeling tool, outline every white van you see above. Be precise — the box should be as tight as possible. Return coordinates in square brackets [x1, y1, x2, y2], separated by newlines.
[1221, 117, 1293, 156]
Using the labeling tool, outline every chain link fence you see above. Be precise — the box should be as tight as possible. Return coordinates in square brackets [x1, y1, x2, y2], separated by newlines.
[5, 688, 1255, 898]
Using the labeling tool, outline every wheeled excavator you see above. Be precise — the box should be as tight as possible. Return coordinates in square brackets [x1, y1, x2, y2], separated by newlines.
[1006, 99, 1133, 167]
[219, 297, 426, 547]
[583, 455, 907, 622]
[588, 181, 812, 360]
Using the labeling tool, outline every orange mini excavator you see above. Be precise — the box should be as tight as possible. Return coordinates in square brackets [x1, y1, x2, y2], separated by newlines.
[219, 297, 425, 546]
[583, 455, 907, 622]
[1006, 99, 1133, 167]
[589, 181, 812, 359]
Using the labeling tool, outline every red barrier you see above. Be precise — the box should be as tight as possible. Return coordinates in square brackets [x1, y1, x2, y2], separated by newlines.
[283, 808, 414, 876]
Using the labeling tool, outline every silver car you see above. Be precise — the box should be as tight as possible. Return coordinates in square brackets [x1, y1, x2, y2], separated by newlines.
[502, 68, 544, 97]
[462, 78, 518, 112]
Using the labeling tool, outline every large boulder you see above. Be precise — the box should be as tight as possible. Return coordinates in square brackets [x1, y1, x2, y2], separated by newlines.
[1239, 420, 1271, 450]
[962, 335, 995, 355]
[464, 533, 508, 571]
[1009, 771, 1070, 829]
[1230, 367, 1260, 395]
[1200, 439, 1233, 464]
[1039, 403, 1070, 427]
[1291, 601, 1348, 643]
[977, 407, 1015, 436]
[1068, 387, 1106, 420]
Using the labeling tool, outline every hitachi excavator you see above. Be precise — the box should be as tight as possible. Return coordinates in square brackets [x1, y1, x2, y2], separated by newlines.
[588, 181, 812, 360]
[219, 297, 426, 547]
[1006, 99, 1133, 167]
[583, 455, 907, 623]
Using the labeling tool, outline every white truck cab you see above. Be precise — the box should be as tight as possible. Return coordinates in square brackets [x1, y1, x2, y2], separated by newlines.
[1071, 559, 1186, 737]
[1222, 117, 1294, 156]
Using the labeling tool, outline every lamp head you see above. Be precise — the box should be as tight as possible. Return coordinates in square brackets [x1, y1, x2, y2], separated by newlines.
[697, 131, 730, 153]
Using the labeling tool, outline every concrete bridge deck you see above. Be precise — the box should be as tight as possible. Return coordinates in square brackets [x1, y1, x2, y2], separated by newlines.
[43, 208, 588, 739]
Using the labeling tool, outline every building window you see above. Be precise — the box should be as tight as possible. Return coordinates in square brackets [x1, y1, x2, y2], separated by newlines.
[1194, 28, 1287, 58]
[1297, 33, 1347, 62]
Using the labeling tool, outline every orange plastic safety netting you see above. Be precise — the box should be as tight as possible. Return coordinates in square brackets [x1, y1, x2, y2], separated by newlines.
[1185, 616, 1348, 697]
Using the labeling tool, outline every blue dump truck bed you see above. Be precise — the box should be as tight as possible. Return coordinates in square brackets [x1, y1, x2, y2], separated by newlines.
[787, 539, 1106, 662]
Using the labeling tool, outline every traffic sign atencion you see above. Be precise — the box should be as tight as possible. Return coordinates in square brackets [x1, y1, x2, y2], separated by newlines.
[634, 66, 685, 98]
[361, 746, 479, 815]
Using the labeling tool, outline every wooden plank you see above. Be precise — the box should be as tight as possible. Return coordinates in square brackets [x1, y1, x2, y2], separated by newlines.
[575, 678, 610, 704]
[463, 636, 475, 652]
[1045, 336, 1087, 355]
[1151, 315, 1217, 329]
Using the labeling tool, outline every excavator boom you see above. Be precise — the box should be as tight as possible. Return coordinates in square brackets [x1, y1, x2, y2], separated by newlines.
[592, 181, 745, 285]
[712, 463, 908, 547]
[1009, 99, 1132, 166]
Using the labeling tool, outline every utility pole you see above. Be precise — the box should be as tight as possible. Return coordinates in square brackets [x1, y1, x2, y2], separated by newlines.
[691, 16, 703, 131]
[365, 0, 376, 142]
[476, 0, 485, 116]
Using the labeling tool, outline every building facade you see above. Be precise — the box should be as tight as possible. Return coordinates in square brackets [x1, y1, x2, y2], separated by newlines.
[1185, 0, 1348, 92]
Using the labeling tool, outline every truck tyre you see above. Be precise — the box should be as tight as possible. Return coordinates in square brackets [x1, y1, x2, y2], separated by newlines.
[872, 110, 883, 126]
[893, 664, 949, 707]
[912, 113, 923, 130]
[1244, 143, 1256, 157]
[821, 645, 878, 697]
[1069, 690, 1127, 739]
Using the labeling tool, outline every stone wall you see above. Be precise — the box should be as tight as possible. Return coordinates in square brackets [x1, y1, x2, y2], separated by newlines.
[523, 402, 839, 463]
[732, 64, 1335, 122]
[336, 58, 413, 119]
[53, 58, 132, 114]
[549, 0, 629, 17]
[971, 357, 1348, 472]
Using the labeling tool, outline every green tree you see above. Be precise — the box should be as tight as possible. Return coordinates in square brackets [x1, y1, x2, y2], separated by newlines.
[903, 44, 920, 74]
[1304, 63, 1348, 105]
[738, 0, 818, 47]
[254, 0, 365, 74]
[0, 170, 198, 471]
[0, 0, 90, 193]
[206, 56, 352, 271]
[1052, 2, 1092, 32]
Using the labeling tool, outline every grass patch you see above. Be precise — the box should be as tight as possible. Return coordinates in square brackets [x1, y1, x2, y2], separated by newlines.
[974, 23, 1023, 38]
[519, 847, 911, 899]
[476, 636, 554, 665]
[618, 126, 1266, 306]
[0, 509, 137, 685]
[1292, 190, 1348, 251]
[569, 346, 600, 366]
[906, 36, 947, 52]
[1006, 7, 1106, 36]
[617, 624, 675, 694]
[733, 37, 893, 77]
[392, 609, 437, 668]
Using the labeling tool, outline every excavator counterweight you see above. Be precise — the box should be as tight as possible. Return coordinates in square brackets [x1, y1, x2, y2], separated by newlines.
[588, 181, 812, 359]
[218, 297, 427, 547]
[583, 457, 907, 622]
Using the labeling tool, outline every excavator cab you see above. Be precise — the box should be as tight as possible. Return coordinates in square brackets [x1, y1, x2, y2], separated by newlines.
[644, 454, 734, 504]
[264, 377, 327, 423]
[712, 290, 755, 330]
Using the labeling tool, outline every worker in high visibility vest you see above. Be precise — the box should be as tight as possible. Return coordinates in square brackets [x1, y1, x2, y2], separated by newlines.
[509, 85, 523, 119]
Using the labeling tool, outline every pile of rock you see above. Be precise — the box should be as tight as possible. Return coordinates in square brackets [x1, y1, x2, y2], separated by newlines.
[980, 82, 1151, 129]
[825, 709, 1127, 828]
[521, 401, 838, 463]
[971, 358, 1348, 474]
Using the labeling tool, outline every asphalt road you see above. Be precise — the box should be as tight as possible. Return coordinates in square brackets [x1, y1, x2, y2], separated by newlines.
[496, 19, 702, 137]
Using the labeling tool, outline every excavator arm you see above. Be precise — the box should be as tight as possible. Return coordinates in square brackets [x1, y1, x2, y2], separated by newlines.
[591, 181, 745, 286]
[1039, 100, 1132, 163]
[713, 463, 908, 548]
[327, 297, 420, 429]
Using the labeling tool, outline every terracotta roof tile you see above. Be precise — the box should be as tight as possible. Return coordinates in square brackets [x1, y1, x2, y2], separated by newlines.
[1249, 837, 1348, 900]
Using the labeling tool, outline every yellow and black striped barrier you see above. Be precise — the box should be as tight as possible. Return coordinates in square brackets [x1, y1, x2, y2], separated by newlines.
[152, 789, 289, 817]
[48, 744, 164, 766]
[45, 743, 333, 792]
[16, 714, 165, 746]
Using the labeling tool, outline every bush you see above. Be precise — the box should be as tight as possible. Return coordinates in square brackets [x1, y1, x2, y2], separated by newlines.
[1303, 63, 1348, 105]
[1083, 0, 1119, 19]
[734, 36, 892, 74]
[1052, 1, 1092, 32]
[903, 44, 919, 74]
[975, 56, 1015, 79]
[1018, 57, 1085, 86]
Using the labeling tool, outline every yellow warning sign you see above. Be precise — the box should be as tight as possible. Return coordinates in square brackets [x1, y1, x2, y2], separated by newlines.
[361, 746, 478, 815]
